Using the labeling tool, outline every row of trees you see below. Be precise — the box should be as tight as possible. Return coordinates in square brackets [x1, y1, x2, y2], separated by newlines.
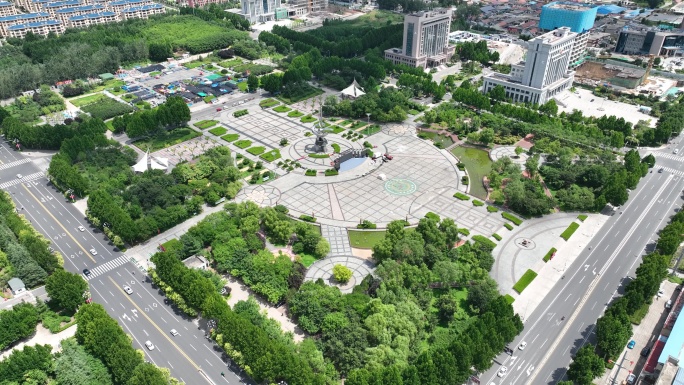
[111, 96, 190, 138]
[566, 210, 680, 383]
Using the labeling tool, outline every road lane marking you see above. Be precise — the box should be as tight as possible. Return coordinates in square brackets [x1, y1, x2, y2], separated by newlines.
[19, 184, 95, 262]
[107, 277, 203, 372]
[189, 344, 197, 351]
[565, 294, 571, 302]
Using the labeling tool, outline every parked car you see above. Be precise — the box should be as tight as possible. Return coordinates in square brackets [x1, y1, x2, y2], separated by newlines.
[641, 346, 651, 357]
[627, 340, 636, 349]
[627, 373, 636, 384]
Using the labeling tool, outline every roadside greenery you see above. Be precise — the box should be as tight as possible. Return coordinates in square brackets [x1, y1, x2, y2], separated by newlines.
[560, 222, 580, 241]
[513, 269, 538, 294]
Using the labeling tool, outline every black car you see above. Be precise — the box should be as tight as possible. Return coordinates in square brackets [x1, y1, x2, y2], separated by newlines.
[641, 346, 651, 357]
[83, 268, 91, 278]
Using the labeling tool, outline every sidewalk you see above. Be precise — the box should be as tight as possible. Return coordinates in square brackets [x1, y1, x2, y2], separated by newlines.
[0, 286, 48, 311]
[0, 324, 76, 359]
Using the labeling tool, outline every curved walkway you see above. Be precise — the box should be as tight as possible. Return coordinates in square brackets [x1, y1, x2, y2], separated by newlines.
[490, 145, 528, 168]
[304, 255, 376, 293]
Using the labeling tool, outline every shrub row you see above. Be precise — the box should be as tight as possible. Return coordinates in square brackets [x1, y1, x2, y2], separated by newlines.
[233, 109, 249, 117]
[454, 192, 470, 200]
[502, 212, 523, 225]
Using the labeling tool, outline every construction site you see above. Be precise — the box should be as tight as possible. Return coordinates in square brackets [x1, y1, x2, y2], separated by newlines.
[574, 57, 678, 97]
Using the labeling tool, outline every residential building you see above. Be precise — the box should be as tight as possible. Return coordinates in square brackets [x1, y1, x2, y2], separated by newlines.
[615, 29, 684, 56]
[68, 10, 117, 27]
[55, 3, 104, 22]
[539, 2, 598, 68]
[0, 11, 49, 36]
[0, 1, 17, 17]
[482, 27, 577, 105]
[108, 0, 149, 13]
[286, 0, 327, 16]
[384, 8, 455, 68]
[43, 0, 82, 17]
[7, 19, 64, 37]
[120, 3, 164, 19]
[240, 0, 281, 23]
[174, 0, 221, 7]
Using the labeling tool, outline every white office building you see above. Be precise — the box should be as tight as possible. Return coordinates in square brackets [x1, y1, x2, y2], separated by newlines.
[482, 27, 577, 105]
[240, 0, 280, 23]
[384, 8, 455, 68]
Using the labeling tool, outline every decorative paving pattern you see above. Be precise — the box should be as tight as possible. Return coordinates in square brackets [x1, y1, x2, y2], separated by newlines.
[235, 185, 282, 207]
[382, 123, 416, 136]
[384, 178, 417, 196]
[515, 238, 536, 250]
[304, 255, 376, 293]
[321, 224, 353, 256]
[279, 183, 333, 218]
[152, 136, 222, 168]
[222, 108, 307, 148]
[490, 146, 529, 169]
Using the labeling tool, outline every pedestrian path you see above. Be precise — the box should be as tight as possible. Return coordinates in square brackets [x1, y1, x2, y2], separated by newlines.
[0, 171, 44, 189]
[320, 224, 352, 256]
[83, 255, 131, 280]
[658, 166, 684, 177]
[0, 158, 31, 171]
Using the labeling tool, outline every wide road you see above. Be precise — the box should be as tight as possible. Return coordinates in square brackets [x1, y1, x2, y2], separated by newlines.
[481, 141, 684, 385]
[0, 141, 246, 385]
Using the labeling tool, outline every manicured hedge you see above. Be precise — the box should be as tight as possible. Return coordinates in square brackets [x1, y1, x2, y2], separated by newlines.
[194, 120, 219, 129]
[331, 143, 341, 153]
[305, 169, 317, 176]
[560, 222, 580, 241]
[577, 214, 588, 222]
[233, 109, 249, 118]
[300, 215, 317, 222]
[472, 235, 497, 249]
[301, 115, 317, 123]
[260, 149, 281, 162]
[221, 134, 239, 142]
[246, 146, 266, 155]
[325, 169, 338, 176]
[273, 105, 292, 113]
[472, 200, 484, 206]
[543, 247, 557, 262]
[234, 139, 252, 149]
[287, 110, 304, 118]
[513, 269, 538, 294]
[208, 127, 227, 136]
[487, 205, 499, 213]
[259, 98, 279, 108]
[454, 192, 470, 201]
[458, 228, 470, 236]
[504, 223, 514, 231]
[309, 154, 330, 158]
[492, 233, 502, 241]
[502, 212, 523, 226]
[425, 212, 441, 222]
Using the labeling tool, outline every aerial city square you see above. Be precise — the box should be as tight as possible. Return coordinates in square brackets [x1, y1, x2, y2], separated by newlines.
[0, 0, 684, 384]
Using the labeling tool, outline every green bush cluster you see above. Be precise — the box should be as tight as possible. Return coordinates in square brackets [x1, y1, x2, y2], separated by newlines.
[357, 220, 377, 229]
[453, 192, 470, 200]
[472, 235, 496, 249]
[560, 222, 580, 241]
[81, 96, 135, 121]
[233, 109, 249, 118]
[472, 200, 484, 206]
[458, 228, 470, 236]
[502, 212, 523, 226]
[301, 115, 317, 123]
[425, 212, 440, 222]
[259, 98, 279, 108]
[325, 169, 339, 176]
[273, 105, 292, 113]
[234, 139, 252, 149]
[287, 110, 304, 118]
[543, 247, 557, 262]
[461, 175, 469, 185]
[300, 215, 317, 222]
[305, 169, 317, 176]
[487, 205, 499, 213]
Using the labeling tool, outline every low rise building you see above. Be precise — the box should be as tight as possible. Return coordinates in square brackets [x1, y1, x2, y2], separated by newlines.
[68, 10, 117, 27]
[120, 2, 163, 19]
[7, 18, 64, 37]
[482, 27, 577, 104]
[615, 29, 684, 56]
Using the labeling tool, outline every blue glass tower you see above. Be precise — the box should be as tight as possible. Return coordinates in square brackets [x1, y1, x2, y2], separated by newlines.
[539, 2, 598, 33]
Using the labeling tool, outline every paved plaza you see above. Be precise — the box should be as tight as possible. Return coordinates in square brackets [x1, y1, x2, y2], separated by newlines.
[222, 107, 310, 149]
[304, 255, 376, 293]
[151, 136, 222, 167]
[490, 145, 528, 168]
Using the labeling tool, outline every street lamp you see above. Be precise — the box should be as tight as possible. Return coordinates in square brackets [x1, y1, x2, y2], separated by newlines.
[366, 113, 371, 137]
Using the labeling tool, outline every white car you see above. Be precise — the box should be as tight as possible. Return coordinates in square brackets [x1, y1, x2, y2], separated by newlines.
[89, 249, 97, 256]
[15, 174, 22, 179]
[144, 341, 154, 350]
[78, 226, 85, 232]
[658, 289, 665, 297]
[170, 329, 179, 336]
[519, 341, 527, 350]
[675, 149, 679, 154]
[123, 285, 133, 295]
[497, 366, 508, 377]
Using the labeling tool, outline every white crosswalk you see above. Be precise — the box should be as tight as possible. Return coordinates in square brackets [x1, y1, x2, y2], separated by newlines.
[652, 152, 684, 161]
[83, 255, 131, 280]
[657, 166, 684, 177]
[0, 158, 31, 171]
[0, 171, 44, 190]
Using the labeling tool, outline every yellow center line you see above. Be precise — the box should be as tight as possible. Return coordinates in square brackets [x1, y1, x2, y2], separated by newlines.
[107, 276, 201, 371]
[20, 183, 96, 262]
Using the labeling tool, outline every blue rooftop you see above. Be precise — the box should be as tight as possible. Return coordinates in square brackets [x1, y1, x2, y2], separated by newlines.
[45, 0, 81, 8]
[658, 311, 684, 365]
[596, 4, 626, 14]
[0, 1, 13, 6]
[110, 0, 148, 5]
[57, 4, 103, 13]
[122, 3, 162, 12]
[0, 12, 49, 22]
[69, 11, 115, 20]
[8, 19, 61, 29]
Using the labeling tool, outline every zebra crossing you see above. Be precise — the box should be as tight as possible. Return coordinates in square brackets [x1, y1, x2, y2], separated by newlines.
[0, 158, 31, 171]
[0, 171, 44, 190]
[652, 152, 684, 161]
[83, 255, 131, 281]
[657, 166, 684, 177]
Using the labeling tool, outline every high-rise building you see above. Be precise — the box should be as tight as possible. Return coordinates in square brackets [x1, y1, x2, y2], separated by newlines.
[539, 2, 597, 68]
[384, 8, 455, 68]
[482, 27, 577, 105]
[241, 0, 280, 23]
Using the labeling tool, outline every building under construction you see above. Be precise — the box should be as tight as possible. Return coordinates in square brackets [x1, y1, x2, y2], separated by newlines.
[574, 60, 647, 89]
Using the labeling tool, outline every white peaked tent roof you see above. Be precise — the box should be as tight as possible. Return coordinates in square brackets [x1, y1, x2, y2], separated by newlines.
[149, 158, 167, 171]
[132, 151, 149, 173]
[341, 79, 365, 98]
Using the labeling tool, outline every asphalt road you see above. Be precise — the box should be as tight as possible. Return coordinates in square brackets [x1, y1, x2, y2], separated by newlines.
[481, 140, 684, 385]
[0, 141, 246, 385]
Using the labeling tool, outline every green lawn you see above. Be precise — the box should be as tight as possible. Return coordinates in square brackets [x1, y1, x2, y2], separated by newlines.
[287, 110, 304, 118]
[208, 127, 227, 136]
[420, 131, 454, 148]
[133, 127, 201, 152]
[513, 269, 538, 294]
[237, 82, 248, 91]
[234, 139, 252, 149]
[70, 93, 105, 107]
[560, 222, 580, 241]
[450, 146, 492, 200]
[273, 105, 292, 113]
[221, 134, 239, 142]
[91, 79, 126, 93]
[301, 115, 317, 123]
[219, 58, 243, 68]
[194, 120, 218, 129]
[348, 230, 387, 249]
[277, 87, 324, 104]
[299, 253, 318, 268]
[259, 98, 279, 108]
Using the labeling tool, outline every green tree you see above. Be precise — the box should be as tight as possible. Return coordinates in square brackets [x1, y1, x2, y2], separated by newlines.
[127, 362, 176, 385]
[247, 74, 259, 93]
[514, 146, 524, 157]
[567, 345, 604, 385]
[332, 264, 352, 283]
[488, 85, 506, 101]
[54, 338, 113, 385]
[45, 269, 88, 313]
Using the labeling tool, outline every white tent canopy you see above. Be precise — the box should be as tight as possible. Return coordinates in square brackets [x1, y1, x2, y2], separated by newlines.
[132, 151, 169, 173]
[341, 79, 365, 98]
[132, 151, 149, 173]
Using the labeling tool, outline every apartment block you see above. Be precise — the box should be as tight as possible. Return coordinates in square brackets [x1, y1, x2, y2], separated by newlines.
[0, 11, 49, 35]
[108, 0, 149, 13]
[0, 2, 17, 17]
[240, 0, 280, 23]
[55, 3, 102, 22]
[384, 8, 455, 68]
[120, 3, 163, 19]
[7, 18, 63, 37]
[482, 27, 577, 105]
[68, 10, 116, 27]
[43, 0, 82, 17]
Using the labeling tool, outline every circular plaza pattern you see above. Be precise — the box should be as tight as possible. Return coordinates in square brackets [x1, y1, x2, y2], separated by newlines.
[382, 123, 416, 137]
[235, 185, 282, 207]
[490, 146, 529, 168]
[304, 255, 376, 293]
[384, 178, 418, 196]
[286, 136, 361, 170]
